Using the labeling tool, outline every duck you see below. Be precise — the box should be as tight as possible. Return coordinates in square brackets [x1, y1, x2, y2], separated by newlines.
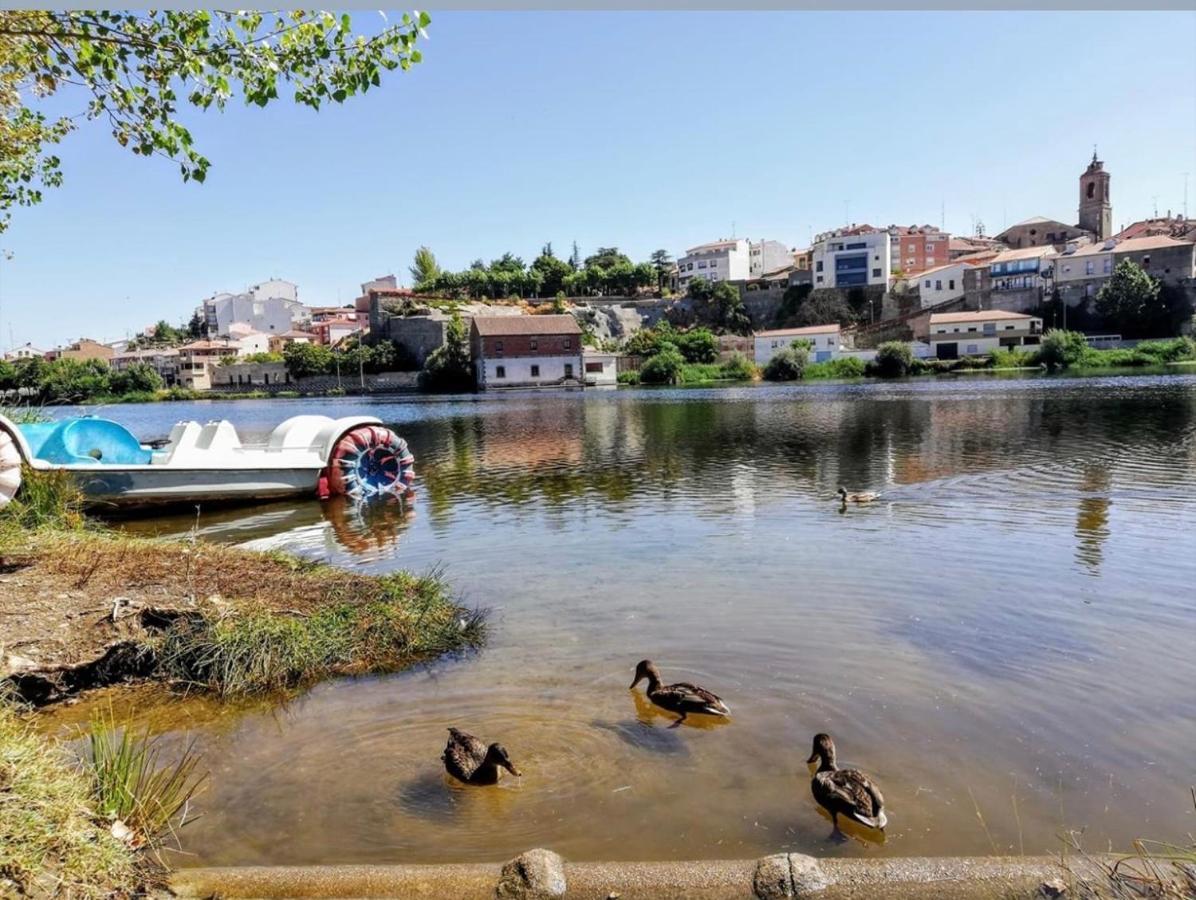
[629, 659, 730, 727]
[837, 486, 880, 503]
[806, 732, 887, 837]
[442, 727, 522, 785]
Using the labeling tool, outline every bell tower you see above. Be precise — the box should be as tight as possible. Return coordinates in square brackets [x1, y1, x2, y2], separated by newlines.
[1078, 148, 1112, 240]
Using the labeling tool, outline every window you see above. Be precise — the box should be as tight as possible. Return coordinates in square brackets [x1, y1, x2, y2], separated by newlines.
[815, 261, 824, 272]
[967, 326, 977, 333]
[1087, 182, 1095, 199]
[816, 275, 823, 284]
[1004, 325, 1015, 330]
[1085, 260, 1095, 275]
[563, 338, 572, 350]
[966, 344, 979, 355]
[687, 263, 693, 271]
[1142, 255, 1151, 266]
[935, 280, 942, 290]
[924, 279, 931, 288]
[698, 261, 707, 269]
[529, 339, 538, 351]
[495, 365, 506, 378]
[530, 364, 540, 377]
[1103, 258, 1113, 274]
[872, 268, 881, 278]
[495, 340, 503, 353]
[585, 361, 604, 373]
[948, 279, 955, 290]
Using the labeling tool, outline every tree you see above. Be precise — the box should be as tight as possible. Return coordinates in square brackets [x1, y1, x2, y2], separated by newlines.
[420, 312, 474, 391]
[108, 361, 162, 394]
[638, 342, 685, 385]
[569, 241, 582, 271]
[531, 248, 572, 297]
[410, 246, 440, 288]
[0, 11, 431, 231]
[650, 249, 673, 291]
[1095, 259, 1163, 338]
[1038, 329, 1089, 371]
[672, 328, 718, 363]
[794, 290, 854, 327]
[687, 278, 714, 303]
[187, 310, 207, 339]
[712, 281, 752, 335]
[282, 341, 335, 378]
[584, 247, 631, 270]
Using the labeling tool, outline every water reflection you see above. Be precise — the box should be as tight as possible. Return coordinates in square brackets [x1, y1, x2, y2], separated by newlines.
[1075, 465, 1112, 574]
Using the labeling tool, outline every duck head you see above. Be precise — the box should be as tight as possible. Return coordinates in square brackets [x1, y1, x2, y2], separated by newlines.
[836, 487, 848, 500]
[630, 659, 662, 690]
[485, 743, 522, 777]
[806, 732, 838, 770]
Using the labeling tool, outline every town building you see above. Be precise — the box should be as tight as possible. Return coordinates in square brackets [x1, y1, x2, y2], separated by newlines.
[110, 348, 180, 386]
[202, 278, 304, 337]
[1114, 214, 1196, 243]
[996, 216, 1090, 251]
[964, 245, 1057, 313]
[211, 361, 291, 389]
[748, 240, 792, 278]
[176, 339, 239, 390]
[1053, 235, 1196, 307]
[267, 330, 315, 354]
[888, 225, 951, 277]
[582, 348, 619, 387]
[925, 310, 1042, 359]
[948, 234, 1004, 259]
[312, 317, 362, 347]
[915, 262, 970, 307]
[792, 248, 813, 271]
[46, 338, 115, 363]
[2, 343, 47, 361]
[676, 239, 751, 289]
[1078, 151, 1112, 241]
[470, 315, 583, 390]
[753, 324, 841, 364]
[811, 226, 891, 289]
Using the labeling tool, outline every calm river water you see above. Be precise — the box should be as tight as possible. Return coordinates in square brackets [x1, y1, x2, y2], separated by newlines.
[51, 375, 1196, 864]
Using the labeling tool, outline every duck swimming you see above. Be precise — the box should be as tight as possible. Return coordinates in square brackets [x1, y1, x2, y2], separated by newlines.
[630, 659, 730, 727]
[837, 486, 880, 503]
[442, 728, 522, 785]
[806, 733, 887, 837]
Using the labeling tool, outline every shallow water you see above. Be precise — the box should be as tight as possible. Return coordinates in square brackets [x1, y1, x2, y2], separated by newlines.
[50, 376, 1196, 863]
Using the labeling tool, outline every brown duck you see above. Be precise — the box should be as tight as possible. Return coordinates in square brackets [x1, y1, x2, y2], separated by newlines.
[630, 660, 730, 727]
[442, 728, 522, 785]
[807, 733, 887, 835]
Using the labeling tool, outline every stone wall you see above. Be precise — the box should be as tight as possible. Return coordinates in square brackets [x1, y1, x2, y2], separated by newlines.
[209, 371, 419, 395]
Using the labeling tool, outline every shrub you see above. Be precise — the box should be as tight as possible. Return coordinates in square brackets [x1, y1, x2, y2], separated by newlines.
[872, 341, 914, 377]
[990, 347, 1041, 368]
[616, 370, 640, 385]
[763, 345, 807, 381]
[639, 342, 686, 385]
[419, 313, 475, 392]
[673, 327, 718, 363]
[805, 356, 866, 379]
[719, 352, 758, 381]
[1133, 337, 1196, 364]
[1039, 329, 1089, 371]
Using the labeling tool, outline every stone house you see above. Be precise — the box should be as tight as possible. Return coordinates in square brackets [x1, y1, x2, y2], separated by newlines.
[471, 315, 583, 390]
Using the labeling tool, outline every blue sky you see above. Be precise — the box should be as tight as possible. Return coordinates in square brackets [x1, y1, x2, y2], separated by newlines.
[2, 11, 1195, 349]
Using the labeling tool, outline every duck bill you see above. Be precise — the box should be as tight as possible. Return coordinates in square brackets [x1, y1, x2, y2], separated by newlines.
[806, 751, 820, 764]
[504, 762, 523, 777]
[629, 675, 643, 690]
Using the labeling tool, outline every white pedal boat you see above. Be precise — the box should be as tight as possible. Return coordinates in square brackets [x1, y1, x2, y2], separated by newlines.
[0, 413, 415, 510]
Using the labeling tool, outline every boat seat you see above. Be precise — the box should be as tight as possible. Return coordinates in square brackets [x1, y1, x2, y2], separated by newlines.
[158, 421, 203, 465]
[33, 418, 152, 466]
[196, 420, 243, 454]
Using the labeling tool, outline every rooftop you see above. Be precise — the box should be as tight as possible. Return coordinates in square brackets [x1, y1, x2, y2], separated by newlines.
[990, 245, 1059, 263]
[472, 314, 582, 337]
[685, 239, 744, 254]
[915, 262, 972, 278]
[929, 310, 1037, 325]
[178, 340, 237, 351]
[754, 324, 842, 337]
[1064, 234, 1194, 256]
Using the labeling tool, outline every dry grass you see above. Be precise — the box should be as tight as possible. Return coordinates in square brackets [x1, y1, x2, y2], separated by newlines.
[0, 702, 139, 898]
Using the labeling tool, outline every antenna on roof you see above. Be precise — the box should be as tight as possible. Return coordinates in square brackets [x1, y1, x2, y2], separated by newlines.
[1184, 172, 1189, 220]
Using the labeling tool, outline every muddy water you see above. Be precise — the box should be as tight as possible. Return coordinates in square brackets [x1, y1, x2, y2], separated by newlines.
[54, 376, 1196, 864]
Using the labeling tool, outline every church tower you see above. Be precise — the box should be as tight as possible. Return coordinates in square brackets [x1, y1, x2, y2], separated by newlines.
[1078, 149, 1112, 240]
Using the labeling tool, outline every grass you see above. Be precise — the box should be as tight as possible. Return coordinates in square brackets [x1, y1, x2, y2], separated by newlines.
[156, 569, 485, 697]
[618, 355, 759, 385]
[0, 701, 138, 897]
[86, 705, 206, 851]
[0, 466, 87, 536]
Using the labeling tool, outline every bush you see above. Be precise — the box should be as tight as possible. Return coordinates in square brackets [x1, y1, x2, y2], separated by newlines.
[638, 343, 685, 385]
[871, 341, 914, 378]
[673, 328, 718, 363]
[1133, 337, 1196, 364]
[1039, 329, 1089, 371]
[719, 352, 758, 381]
[419, 313, 475, 392]
[616, 370, 640, 385]
[762, 345, 807, 381]
[805, 356, 866, 379]
[989, 347, 1041, 368]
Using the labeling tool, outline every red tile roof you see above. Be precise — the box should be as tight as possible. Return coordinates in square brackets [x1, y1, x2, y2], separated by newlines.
[471, 315, 582, 336]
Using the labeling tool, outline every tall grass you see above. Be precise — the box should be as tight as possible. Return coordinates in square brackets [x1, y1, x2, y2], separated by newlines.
[0, 403, 50, 424]
[0, 466, 86, 535]
[85, 706, 206, 851]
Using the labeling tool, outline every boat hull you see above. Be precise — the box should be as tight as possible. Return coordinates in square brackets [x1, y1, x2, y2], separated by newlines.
[67, 466, 321, 510]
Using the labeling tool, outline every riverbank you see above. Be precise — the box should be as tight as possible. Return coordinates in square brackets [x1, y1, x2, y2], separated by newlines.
[0, 470, 484, 706]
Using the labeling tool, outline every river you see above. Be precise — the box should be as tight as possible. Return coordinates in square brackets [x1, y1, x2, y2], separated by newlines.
[48, 374, 1196, 864]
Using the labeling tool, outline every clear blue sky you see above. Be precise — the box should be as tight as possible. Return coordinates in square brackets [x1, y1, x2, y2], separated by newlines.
[2, 11, 1195, 349]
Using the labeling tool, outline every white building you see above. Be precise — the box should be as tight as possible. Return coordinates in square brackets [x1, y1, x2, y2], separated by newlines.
[582, 349, 619, 386]
[110, 348, 180, 386]
[926, 310, 1043, 359]
[202, 278, 304, 337]
[3, 343, 47, 361]
[748, 240, 792, 278]
[753, 324, 841, 364]
[811, 228, 891, 289]
[677, 239, 750, 289]
[916, 262, 970, 307]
